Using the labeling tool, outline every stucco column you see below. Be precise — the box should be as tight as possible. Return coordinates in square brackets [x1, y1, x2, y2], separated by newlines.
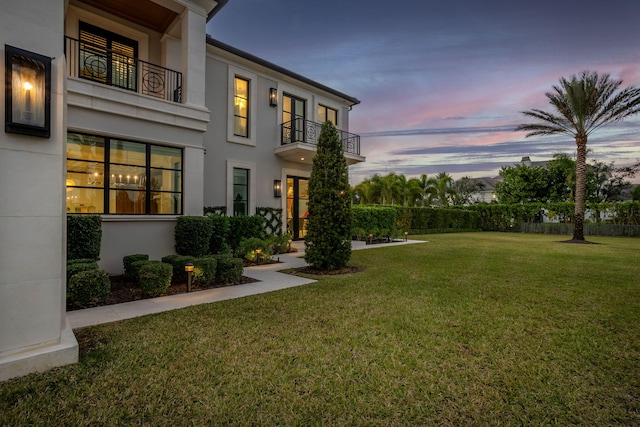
[181, 8, 207, 108]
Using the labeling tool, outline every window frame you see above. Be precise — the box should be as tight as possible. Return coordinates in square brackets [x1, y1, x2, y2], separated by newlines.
[318, 104, 338, 126]
[66, 132, 183, 215]
[78, 21, 139, 92]
[233, 76, 250, 138]
[226, 160, 256, 216]
[227, 66, 257, 146]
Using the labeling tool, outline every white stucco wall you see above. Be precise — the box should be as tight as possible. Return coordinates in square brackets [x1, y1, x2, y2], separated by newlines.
[0, 0, 78, 382]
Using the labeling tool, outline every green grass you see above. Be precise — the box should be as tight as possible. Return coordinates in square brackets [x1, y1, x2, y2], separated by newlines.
[2, 233, 639, 425]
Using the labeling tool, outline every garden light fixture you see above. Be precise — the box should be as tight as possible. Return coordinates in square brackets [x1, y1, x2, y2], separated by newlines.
[185, 262, 194, 292]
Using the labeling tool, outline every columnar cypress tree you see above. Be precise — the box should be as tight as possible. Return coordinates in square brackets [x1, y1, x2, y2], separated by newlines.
[304, 121, 352, 270]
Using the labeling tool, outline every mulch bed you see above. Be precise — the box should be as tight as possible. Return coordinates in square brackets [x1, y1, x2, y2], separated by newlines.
[67, 274, 259, 311]
[292, 265, 365, 276]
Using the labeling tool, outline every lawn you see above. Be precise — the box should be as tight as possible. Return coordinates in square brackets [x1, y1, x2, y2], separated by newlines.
[1, 233, 639, 425]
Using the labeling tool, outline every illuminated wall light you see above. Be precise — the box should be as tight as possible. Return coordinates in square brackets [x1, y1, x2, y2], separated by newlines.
[5, 45, 51, 138]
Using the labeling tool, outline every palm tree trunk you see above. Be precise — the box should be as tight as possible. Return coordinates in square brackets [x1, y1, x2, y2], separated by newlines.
[573, 136, 587, 241]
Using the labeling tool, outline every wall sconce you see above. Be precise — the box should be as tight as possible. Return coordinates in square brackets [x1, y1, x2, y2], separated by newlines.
[273, 179, 282, 197]
[5, 45, 51, 138]
[185, 262, 194, 293]
[269, 87, 277, 107]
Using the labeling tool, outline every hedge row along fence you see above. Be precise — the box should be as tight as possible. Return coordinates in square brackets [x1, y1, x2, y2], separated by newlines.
[353, 202, 640, 237]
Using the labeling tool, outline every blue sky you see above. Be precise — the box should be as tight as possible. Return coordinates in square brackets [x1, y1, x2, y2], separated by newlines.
[207, 0, 640, 184]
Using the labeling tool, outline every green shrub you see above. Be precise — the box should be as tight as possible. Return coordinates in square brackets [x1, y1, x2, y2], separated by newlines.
[305, 122, 352, 270]
[352, 206, 397, 239]
[212, 255, 244, 284]
[67, 258, 98, 265]
[237, 237, 271, 261]
[266, 233, 291, 254]
[66, 261, 99, 283]
[138, 261, 173, 297]
[129, 260, 149, 283]
[208, 214, 230, 254]
[175, 216, 215, 257]
[67, 215, 102, 260]
[227, 216, 266, 250]
[123, 254, 149, 278]
[67, 269, 110, 307]
[193, 257, 217, 285]
[161, 255, 196, 283]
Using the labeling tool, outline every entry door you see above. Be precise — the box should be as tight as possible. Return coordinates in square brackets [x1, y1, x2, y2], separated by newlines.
[286, 177, 309, 240]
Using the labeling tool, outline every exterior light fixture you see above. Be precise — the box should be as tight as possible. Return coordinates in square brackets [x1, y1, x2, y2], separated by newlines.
[269, 87, 277, 107]
[255, 248, 262, 265]
[5, 45, 51, 138]
[404, 231, 408, 242]
[185, 262, 194, 292]
[273, 179, 282, 197]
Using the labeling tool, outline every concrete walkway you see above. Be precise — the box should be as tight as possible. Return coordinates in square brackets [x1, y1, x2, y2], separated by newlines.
[66, 239, 425, 329]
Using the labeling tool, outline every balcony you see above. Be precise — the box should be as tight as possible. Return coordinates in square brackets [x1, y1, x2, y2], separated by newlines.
[276, 119, 365, 165]
[64, 36, 182, 103]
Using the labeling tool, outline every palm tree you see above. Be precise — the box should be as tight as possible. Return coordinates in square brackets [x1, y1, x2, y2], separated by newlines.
[516, 71, 640, 241]
[428, 172, 456, 207]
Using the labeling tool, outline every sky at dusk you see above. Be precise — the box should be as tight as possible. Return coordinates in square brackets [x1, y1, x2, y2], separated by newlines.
[207, 0, 640, 184]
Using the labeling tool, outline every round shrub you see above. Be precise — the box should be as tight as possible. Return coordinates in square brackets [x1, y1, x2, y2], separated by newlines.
[123, 254, 149, 278]
[67, 258, 98, 266]
[129, 260, 150, 283]
[162, 255, 195, 283]
[66, 261, 99, 283]
[138, 261, 173, 297]
[214, 255, 244, 284]
[193, 257, 217, 285]
[67, 269, 111, 307]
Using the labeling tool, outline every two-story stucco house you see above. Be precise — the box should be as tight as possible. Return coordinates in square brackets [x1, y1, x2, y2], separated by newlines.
[0, 0, 363, 381]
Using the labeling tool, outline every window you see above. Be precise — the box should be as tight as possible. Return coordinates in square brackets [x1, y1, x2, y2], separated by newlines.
[66, 132, 182, 214]
[282, 94, 306, 143]
[79, 22, 138, 91]
[233, 168, 249, 216]
[233, 76, 249, 137]
[318, 105, 338, 126]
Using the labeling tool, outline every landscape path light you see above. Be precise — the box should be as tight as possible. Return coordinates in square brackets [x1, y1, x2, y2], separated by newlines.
[185, 262, 194, 292]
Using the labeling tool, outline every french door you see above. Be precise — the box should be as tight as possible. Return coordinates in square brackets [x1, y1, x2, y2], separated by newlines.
[286, 177, 309, 240]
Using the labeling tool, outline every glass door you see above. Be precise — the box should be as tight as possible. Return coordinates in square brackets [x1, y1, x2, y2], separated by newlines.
[286, 176, 309, 240]
[282, 94, 306, 143]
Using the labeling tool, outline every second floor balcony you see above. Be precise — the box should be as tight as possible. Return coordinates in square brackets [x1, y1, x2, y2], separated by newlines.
[277, 119, 364, 165]
[64, 36, 182, 104]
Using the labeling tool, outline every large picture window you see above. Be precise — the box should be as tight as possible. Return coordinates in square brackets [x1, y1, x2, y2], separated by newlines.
[66, 132, 182, 214]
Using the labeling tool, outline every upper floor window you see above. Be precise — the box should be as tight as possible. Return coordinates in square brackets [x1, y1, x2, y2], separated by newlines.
[318, 105, 338, 126]
[233, 76, 250, 137]
[67, 132, 182, 215]
[282, 94, 306, 143]
[79, 22, 138, 91]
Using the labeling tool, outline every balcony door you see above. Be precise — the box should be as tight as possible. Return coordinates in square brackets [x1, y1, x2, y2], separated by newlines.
[79, 22, 138, 92]
[282, 94, 305, 144]
[286, 177, 309, 240]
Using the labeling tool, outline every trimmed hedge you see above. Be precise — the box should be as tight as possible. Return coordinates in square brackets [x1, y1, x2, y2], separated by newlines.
[67, 269, 110, 307]
[123, 254, 149, 279]
[67, 215, 102, 260]
[207, 214, 230, 254]
[227, 216, 266, 251]
[66, 261, 98, 283]
[394, 206, 479, 232]
[161, 254, 195, 283]
[138, 261, 173, 297]
[193, 257, 217, 285]
[175, 216, 215, 257]
[352, 206, 397, 238]
[211, 254, 244, 284]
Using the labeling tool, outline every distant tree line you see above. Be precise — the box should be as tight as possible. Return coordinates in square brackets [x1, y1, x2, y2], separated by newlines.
[352, 172, 485, 207]
[495, 153, 639, 204]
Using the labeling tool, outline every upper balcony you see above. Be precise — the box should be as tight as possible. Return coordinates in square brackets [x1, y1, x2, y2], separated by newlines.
[64, 36, 182, 104]
[275, 119, 365, 165]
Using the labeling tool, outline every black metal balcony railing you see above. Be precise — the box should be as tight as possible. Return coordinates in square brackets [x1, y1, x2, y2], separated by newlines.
[281, 119, 361, 155]
[64, 36, 182, 103]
